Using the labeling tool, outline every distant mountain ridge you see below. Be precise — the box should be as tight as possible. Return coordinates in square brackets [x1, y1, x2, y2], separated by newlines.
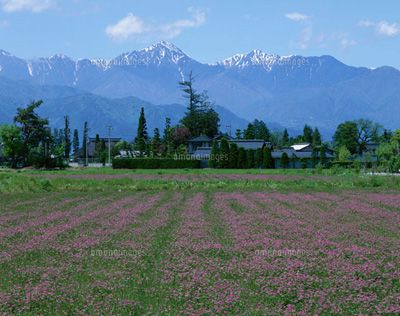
[0, 76, 249, 140]
[1, 41, 399, 136]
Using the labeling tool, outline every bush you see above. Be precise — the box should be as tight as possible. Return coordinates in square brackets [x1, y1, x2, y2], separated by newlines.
[246, 150, 255, 168]
[262, 147, 274, 168]
[237, 148, 247, 169]
[229, 143, 238, 168]
[29, 151, 67, 169]
[331, 161, 353, 168]
[352, 160, 362, 173]
[389, 156, 400, 173]
[280, 152, 289, 169]
[313, 163, 324, 174]
[113, 158, 200, 169]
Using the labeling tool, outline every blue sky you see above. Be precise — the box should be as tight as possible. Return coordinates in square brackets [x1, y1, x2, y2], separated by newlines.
[1, 0, 399, 68]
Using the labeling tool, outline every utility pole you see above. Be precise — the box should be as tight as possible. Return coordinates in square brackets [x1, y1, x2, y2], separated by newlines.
[226, 125, 232, 137]
[85, 137, 88, 167]
[85, 127, 90, 167]
[106, 125, 112, 166]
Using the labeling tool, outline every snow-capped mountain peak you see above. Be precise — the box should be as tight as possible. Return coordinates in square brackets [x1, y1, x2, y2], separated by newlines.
[144, 41, 183, 54]
[110, 41, 191, 67]
[88, 58, 111, 70]
[48, 54, 72, 61]
[218, 49, 283, 70]
[0, 49, 12, 56]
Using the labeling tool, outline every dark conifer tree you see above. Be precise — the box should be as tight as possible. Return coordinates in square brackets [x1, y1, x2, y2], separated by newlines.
[320, 145, 327, 166]
[263, 147, 274, 168]
[100, 140, 106, 165]
[180, 73, 219, 137]
[219, 138, 230, 168]
[53, 128, 60, 146]
[282, 129, 290, 146]
[64, 116, 71, 159]
[135, 107, 148, 154]
[253, 120, 271, 141]
[311, 147, 319, 167]
[82, 121, 88, 159]
[237, 147, 247, 169]
[255, 148, 264, 168]
[235, 129, 242, 139]
[209, 140, 220, 168]
[303, 124, 313, 143]
[73, 129, 79, 156]
[312, 127, 322, 146]
[291, 153, 298, 168]
[244, 123, 255, 139]
[246, 149, 255, 168]
[280, 152, 289, 168]
[381, 129, 392, 143]
[229, 143, 239, 168]
[151, 128, 162, 156]
[162, 118, 174, 157]
[94, 134, 101, 159]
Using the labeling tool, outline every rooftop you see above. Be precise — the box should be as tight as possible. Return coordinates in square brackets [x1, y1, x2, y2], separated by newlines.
[189, 135, 212, 142]
[291, 143, 311, 151]
[272, 148, 334, 159]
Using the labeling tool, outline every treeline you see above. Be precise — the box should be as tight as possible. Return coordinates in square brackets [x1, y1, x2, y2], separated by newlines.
[1, 73, 399, 171]
[0, 101, 69, 168]
[333, 119, 400, 172]
[209, 139, 274, 169]
[233, 121, 322, 148]
[127, 73, 220, 157]
[0, 74, 220, 168]
[207, 139, 329, 169]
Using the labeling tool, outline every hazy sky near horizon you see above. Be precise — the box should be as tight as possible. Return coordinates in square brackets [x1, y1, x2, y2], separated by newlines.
[1, 0, 399, 68]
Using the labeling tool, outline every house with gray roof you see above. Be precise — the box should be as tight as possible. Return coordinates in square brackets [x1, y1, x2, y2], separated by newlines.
[229, 139, 272, 151]
[84, 137, 122, 158]
[189, 135, 272, 167]
[188, 136, 334, 169]
[272, 143, 334, 168]
[188, 135, 213, 154]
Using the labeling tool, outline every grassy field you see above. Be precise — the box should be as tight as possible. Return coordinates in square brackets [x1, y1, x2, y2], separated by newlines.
[1, 167, 400, 193]
[0, 168, 399, 314]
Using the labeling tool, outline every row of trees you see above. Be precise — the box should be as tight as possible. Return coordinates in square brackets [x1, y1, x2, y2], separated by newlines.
[0, 100, 90, 168]
[0, 73, 399, 170]
[130, 73, 220, 157]
[207, 138, 329, 169]
[53, 117, 80, 159]
[236, 121, 322, 148]
[127, 108, 188, 158]
[209, 139, 274, 169]
[0, 101, 69, 168]
[333, 119, 400, 172]
[0, 74, 220, 167]
[130, 74, 324, 158]
[334, 119, 384, 154]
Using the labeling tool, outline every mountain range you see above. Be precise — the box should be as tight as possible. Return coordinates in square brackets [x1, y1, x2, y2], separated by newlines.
[0, 76, 248, 140]
[1, 41, 399, 139]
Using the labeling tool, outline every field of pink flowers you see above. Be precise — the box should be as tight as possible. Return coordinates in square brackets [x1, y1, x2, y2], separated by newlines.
[0, 188, 399, 314]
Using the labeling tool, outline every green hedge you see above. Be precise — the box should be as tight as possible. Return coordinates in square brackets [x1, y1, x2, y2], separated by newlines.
[330, 161, 354, 168]
[113, 158, 201, 169]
